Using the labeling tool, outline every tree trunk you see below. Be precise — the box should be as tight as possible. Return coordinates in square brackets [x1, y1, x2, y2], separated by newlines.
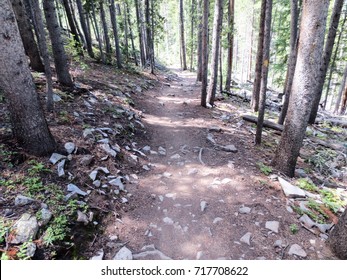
[206, 0, 223, 106]
[200, 0, 209, 107]
[0, 0, 56, 155]
[62, 0, 82, 55]
[196, 0, 203, 82]
[341, 84, 347, 114]
[189, 0, 196, 71]
[327, 208, 347, 259]
[43, 0, 73, 87]
[308, 0, 344, 124]
[134, 0, 145, 67]
[272, 0, 329, 177]
[145, 0, 154, 73]
[99, 1, 112, 62]
[123, 2, 129, 62]
[109, 0, 123, 69]
[255, 0, 272, 145]
[76, 0, 94, 58]
[29, 0, 54, 112]
[10, 0, 44, 72]
[126, 1, 138, 66]
[334, 63, 347, 114]
[247, 0, 256, 81]
[90, 1, 105, 64]
[179, 0, 187, 70]
[225, 0, 235, 91]
[278, 0, 299, 125]
[251, 0, 266, 112]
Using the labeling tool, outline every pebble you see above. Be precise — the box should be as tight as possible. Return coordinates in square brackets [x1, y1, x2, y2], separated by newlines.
[170, 154, 181, 159]
[100, 143, 117, 157]
[278, 177, 306, 198]
[142, 165, 150, 171]
[80, 155, 94, 166]
[109, 177, 125, 191]
[158, 147, 167, 156]
[67, 184, 87, 196]
[15, 195, 35, 206]
[187, 168, 198, 175]
[239, 206, 251, 214]
[26, 242, 37, 258]
[90, 249, 104, 260]
[240, 232, 252, 246]
[57, 159, 66, 177]
[64, 142, 76, 154]
[163, 217, 174, 225]
[113, 246, 133, 260]
[213, 217, 223, 224]
[49, 153, 66, 165]
[10, 213, 38, 244]
[220, 145, 238, 153]
[77, 210, 89, 225]
[38, 208, 52, 226]
[288, 244, 307, 258]
[265, 221, 279, 233]
[200, 201, 207, 212]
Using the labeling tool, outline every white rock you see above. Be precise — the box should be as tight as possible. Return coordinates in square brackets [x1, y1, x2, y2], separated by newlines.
[57, 159, 65, 177]
[89, 171, 98, 181]
[170, 154, 181, 159]
[278, 177, 306, 198]
[163, 217, 174, 225]
[196, 251, 203, 260]
[206, 133, 216, 145]
[90, 249, 104, 260]
[288, 244, 307, 258]
[165, 193, 176, 200]
[187, 168, 198, 175]
[221, 145, 238, 153]
[162, 172, 172, 178]
[213, 217, 223, 224]
[265, 221, 279, 233]
[142, 165, 150, 171]
[67, 184, 87, 196]
[109, 177, 125, 191]
[158, 146, 167, 156]
[83, 128, 94, 139]
[93, 180, 101, 188]
[121, 197, 128, 203]
[274, 240, 283, 248]
[10, 213, 38, 244]
[200, 201, 207, 212]
[49, 153, 66, 165]
[113, 246, 133, 260]
[77, 210, 89, 225]
[239, 206, 251, 214]
[96, 167, 110, 174]
[64, 142, 75, 154]
[100, 143, 117, 157]
[240, 232, 252, 246]
[142, 146, 151, 153]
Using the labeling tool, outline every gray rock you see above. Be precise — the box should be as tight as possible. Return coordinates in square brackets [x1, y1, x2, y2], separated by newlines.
[100, 143, 117, 157]
[299, 214, 315, 228]
[213, 217, 223, 224]
[57, 159, 66, 177]
[109, 177, 125, 191]
[77, 210, 89, 225]
[15, 195, 35, 206]
[196, 251, 204, 260]
[295, 169, 307, 178]
[96, 167, 110, 174]
[278, 177, 306, 198]
[200, 201, 207, 212]
[142, 146, 151, 153]
[142, 165, 150, 171]
[10, 213, 38, 244]
[90, 249, 104, 260]
[163, 217, 174, 225]
[64, 192, 78, 201]
[288, 244, 307, 258]
[286, 206, 294, 213]
[170, 154, 181, 159]
[133, 245, 171, 260]
[53, 93, 62, 102]
[80, 155, 94, 166]
[93, 180, 101, 188]
[89, 170, 98, 181]
[49, 153, 66, 165]
[97, 138, 110, 144]
[25, 242, 37, 258]
[240, 232, 252, 246]
[315, 223, 333, 233]
[265, 221, 279, 233]
[208, 126, 222, 132]
[64, 142, 76, 154]
[187, 168, 198, 175]
[206, 133, 216, 145]
[39, 208, 52, 226]
[220, 145, 238, 153]
[113, 246, 133, 260]
[67, 184, 87, 196]
[274, 240, 283, 248]
[158, 146, 167, 156]
[121, 197, 128, 204]
[83, 128, 94, 139]
[239, 206, 251, 214]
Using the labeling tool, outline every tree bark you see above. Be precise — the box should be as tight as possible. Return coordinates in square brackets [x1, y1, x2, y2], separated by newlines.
[196, 0, 203, 82]
[224, 0, 235, 91]
[255, 0, 272, 145]
[10, 0, 44, 72]
[334, 63, 347, 114]
[179, 0, 187, 70]
[90, 1, 105, 64]
[109, 0, 123, 69]
[134, 0, 146, 67]
[76, 0, 94, 58]
[0, 0, 56, 155]
[272, 0, 329, 177]
[341, 84, 347, 114]
[126, 1, 138, 66]
[308, 0, 344, 124]
[278, 0, 299, 125]
[206, 0, 223, 106]
[43, 0, 73, 87]
[145, 0, 154, 73]
[200, 0, 209, 107]
[100, 1, 112, 62]
[62, 0, 82, 55]
[251, 0, 266, 112]
[327, 208, 347, 259]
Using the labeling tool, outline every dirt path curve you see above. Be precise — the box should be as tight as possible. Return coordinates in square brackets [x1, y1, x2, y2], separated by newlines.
[104, 70, 332, 260]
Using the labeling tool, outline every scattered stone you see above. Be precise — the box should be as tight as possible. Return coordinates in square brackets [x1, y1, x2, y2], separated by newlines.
[278, 177, 306, 198]
[265, 221, 279, 233]
[130, 154, 138, 162]
[220, 145, 238, 153]
[64, 142, 75, 154]
[299, 214, 316, 228]
[221, 178, 232, 184]
[109, 177, 125, 191]
[170, 154, 181, 160]
[142, 146, 151, 153]
[15, 195, 35, 206]
[4, 208, 14, 217]
[121, 197, 128, 204]
[315, 223, 333, 233]
[80, 155, 94, 166]
[196, 251, 203, 260]
[158, 195, 164, 202]
[57, 159, 66, 177]
[213, 217, 223, 224]
[49, 153, 66, 165]
[90, 249, 104, 260]
[10, 213, 38, 244]
[38, 208, 52, 226]
[93, 180, 101, 188]
[133, 245, 171, 260]
[187, 168, 198, 175]
[89, 171, 98, 181]
[239, 206, 251, 214]
[286, 206, 294, 213]
[162, 172, 172, 178]
[26, 242, 36, 258]
[77, 210, 89, 225]
[100, 143, 117, 157]
[83, 128, 94, 139]
[163, 217, 174, 225]
[96, 167, 110, 174]
[142, 165, 150, 171]
[208, 126, 222, 132]
[67, 184, 87, 196]
[240, 232, 252, 246]
[200, 201, 207, 212]
[206, 133, 216, 145]
[269, 174, 278, 181]
[165, 193, 176, 199]
[158, 146, 167, 156]
[288, 244, 307, 258]
[274, 240, 283, 248]
[150, 150, 158, 155]
[113, 246, 133, 260]
[97, 138, 110, 144]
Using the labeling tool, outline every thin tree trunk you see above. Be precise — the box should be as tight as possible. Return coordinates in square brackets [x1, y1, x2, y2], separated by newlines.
[308, 0, 344, 124]
[179, 0, 187, 70]
[123, 2, 129, 62]
[219, 43, 223, 94]
[248, 0, 256, 81]
[206, 0, 223, 106]
[196, 0, 203, 81]
[200, 0, 209, 107]
[251, 0, 266, 112]
[69, 0, 86, 48]
[334, 63, 347, 114]
[90, 1, 105, 64]
[109, 0, 123, 69]
[255, 0, 272, 145]
[62, 0, 82, 55]
[100, 1, 112, 62]
[278, 0, 299, 125]
[134, 0, 145, 67]
[0, 0, 56, 155]
[145, 0, 154, 73]
[76, 0, 94, 58]
[126, 1, 138, 66]
[225, 0, 235, 91]
[190, 0, 196, 71]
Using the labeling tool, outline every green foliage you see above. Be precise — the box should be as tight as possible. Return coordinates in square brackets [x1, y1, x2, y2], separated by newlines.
[257, 162, 273, 175]
[28, 160, 51, 176]
[0, 218, 11, 244]
[307, 199, 329, 220]
[297, 178, 319, 192]
[43, 215, 69, 246]
[320, 189, 346, 213]
[16, 242, 32, 260]
[24, 177, 44, 196]
[306, 149, 337, 175]
[290, 224, 298, 234]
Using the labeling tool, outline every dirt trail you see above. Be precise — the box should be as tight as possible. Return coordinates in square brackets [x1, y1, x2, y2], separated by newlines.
[103, 70, 334, 260]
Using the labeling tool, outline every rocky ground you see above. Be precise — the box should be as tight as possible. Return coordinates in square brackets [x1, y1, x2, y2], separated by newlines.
[0, 61, 346, 260]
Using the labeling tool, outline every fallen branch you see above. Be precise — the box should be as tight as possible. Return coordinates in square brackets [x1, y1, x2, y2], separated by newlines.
[242, 115, 284, 132]
[198, 148, 205, 165]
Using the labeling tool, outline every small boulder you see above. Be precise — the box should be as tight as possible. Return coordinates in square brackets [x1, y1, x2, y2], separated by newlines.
[49, 153, 66, 165]
[15, 195, 35, 206]
[265, 221, 279, 233]
[64, 142, 76, 154]
[240, 232, 252, 246]
[113, 246, 133, 260]
[288, 244, 307, 258]
[278, 177, 306, 198]
[67, 184, 87, 196]
[9, 213, 38, 244]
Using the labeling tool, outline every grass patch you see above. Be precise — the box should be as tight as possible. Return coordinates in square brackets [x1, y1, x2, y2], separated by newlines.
[257, 162, 273, 176]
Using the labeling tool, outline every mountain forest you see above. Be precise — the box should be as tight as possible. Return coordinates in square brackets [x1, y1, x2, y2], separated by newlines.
[0, 0, 347, 260]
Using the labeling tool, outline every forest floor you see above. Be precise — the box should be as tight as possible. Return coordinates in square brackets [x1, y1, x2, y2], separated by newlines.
[0, 61, 346, 260]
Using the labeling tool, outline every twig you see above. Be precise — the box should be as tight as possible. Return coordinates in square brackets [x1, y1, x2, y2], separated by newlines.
[198, 148, 205, 165]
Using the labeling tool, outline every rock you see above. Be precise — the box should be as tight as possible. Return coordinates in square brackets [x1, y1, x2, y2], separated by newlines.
[67, 184, 87, 196]
[288, 244, 307, 258]
[64, 142, 75, 154]
[80, 155, 94, 166]
[299, 214, 315, 228]
[220, 145, 238, 153]
[49, 153, 66, 165]
[206, 133, 216, 145]
[274, 240, 283, 248]
[240, 232, 252, 246]
[213, 217, 223, 224]
[196, 251, 204, 260]
[239, 206, 251, 214]
[93, 180, 101, 188]
[200, 201, 207, 212]
[109, 177, 125, 191]
[142, 165, 150, 171]
[121, 197, 128, 204]
[163, 217, 174, 225]
[53, 93, 62, 102]
[96, 167, 110, 174]
[89, 171, 98, 181]
[77, 210, 89, 225]
[142, 146, 151, 153]
[221, 178, 232, 184]
[15, 195, 35, 206]
[113, 246, 133, 260]
[187, 168, 198, 175]
[25, 242, 37, 258]
[158, 146, 167, 156]
[170, 154, 181, 159]
[57, 159, 66, 177]
[265, 221, 279, 233]
[208, 126, 222, 132]
[295, 169, 307, 178]
[83, 128, 94, 139]
[38, 208, 52, 226]
[90, 249, 104, 260]
[4, 208, 14, 217]
[162, 172, 172, 178]
[97, 138, 110, 144]
[286, 206, 294, 213]
[278, 177, 306, 198]
[10, 213, 39, 244]
[315, 223, 333, 233]
[133, 245, 171, 260]
[100, 143, 117, 157]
